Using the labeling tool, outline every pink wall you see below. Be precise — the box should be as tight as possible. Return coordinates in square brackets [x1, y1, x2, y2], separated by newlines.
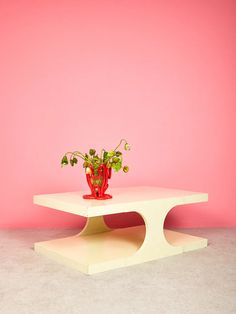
[0, 0, 235, 228]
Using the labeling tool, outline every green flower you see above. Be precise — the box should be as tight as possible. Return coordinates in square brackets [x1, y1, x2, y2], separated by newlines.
[61, 139, 131, 175]
[61, 155, 68, 167]
[124, 143, 131, 151]
[70, 159, 74, 166]
[107, 151, 115, 157]
[123, 165, 129, 173]
[113, 157, 120, 163]
[89, 149, 96, 156]
[72, 157, 78, 164]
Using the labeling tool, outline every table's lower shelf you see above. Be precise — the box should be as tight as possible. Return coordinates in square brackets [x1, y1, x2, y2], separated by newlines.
[34, 226, 207, 274]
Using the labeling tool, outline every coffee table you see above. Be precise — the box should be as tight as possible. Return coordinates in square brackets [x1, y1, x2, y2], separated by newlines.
[33, 186, 208, 274]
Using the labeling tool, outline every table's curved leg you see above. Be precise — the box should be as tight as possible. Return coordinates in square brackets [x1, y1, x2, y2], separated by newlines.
[35, 201, 207, 274]
[78, 216, 111, 236]
[127, 203, 182, 264]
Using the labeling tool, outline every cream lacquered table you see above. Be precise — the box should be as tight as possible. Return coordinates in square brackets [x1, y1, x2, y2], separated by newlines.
[33, 186, 208, 275]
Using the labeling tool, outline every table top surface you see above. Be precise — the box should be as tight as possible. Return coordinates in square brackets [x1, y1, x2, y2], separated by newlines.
[33, 186, 208, 217]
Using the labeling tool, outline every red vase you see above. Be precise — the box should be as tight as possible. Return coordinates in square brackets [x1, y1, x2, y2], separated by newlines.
[83, 164, 112, 200]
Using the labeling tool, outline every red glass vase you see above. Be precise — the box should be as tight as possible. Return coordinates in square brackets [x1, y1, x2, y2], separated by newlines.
[83, 164, 112, 200]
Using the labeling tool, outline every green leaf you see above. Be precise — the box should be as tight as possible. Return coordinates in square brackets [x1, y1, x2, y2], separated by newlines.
[107, 151, 115, 158]
[103, 151, 108, 161]
[112, 160, 122, 172]
[93, 164, 99, 176]
[92, 155, 99, 161]
[113, 157, 120, 163]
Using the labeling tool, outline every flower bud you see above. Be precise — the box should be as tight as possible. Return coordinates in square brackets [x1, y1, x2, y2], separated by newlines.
[124, 143, 131, 151]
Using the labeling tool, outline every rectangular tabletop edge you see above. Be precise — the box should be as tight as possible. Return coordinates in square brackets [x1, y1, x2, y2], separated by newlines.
[33, 195, 89, 217]
[33, 188, 208, 218]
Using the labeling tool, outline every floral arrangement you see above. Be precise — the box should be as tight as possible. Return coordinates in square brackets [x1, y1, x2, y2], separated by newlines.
[61, 138, 130, 173]
[60, 139, 130, 199]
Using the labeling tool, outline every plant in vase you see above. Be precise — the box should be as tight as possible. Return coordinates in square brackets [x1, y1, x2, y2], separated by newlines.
[61, 139, 130, 200]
